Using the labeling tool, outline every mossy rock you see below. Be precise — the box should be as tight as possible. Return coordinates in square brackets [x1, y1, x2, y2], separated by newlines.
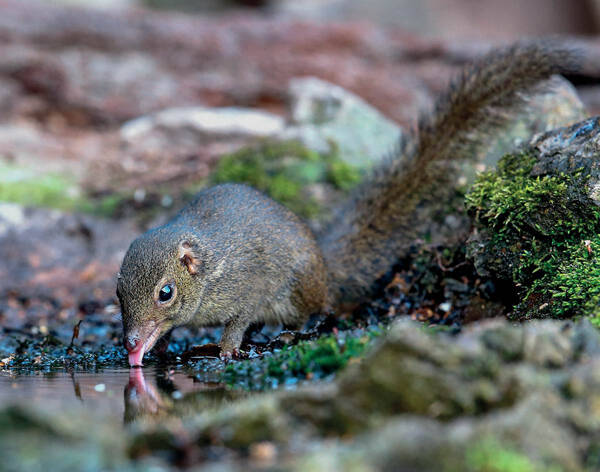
[465, 437, 559, 472]
[465, 116, 600, 322]
[129, 319, 600, 470]
[210, 139, 361, 219]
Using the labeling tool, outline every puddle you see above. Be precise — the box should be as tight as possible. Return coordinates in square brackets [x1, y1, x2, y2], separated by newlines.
[0, 366, 237, 425]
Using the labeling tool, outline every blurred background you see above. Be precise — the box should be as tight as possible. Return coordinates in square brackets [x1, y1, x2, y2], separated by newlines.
[51, 0, 600, 39]
[1, 0, 600, 332]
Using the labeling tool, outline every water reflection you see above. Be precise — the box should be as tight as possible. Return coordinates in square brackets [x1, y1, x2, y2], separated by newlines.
[123, 367, 236, 423]
[1, 365, 241, 425]
[125, 368, 171, 420]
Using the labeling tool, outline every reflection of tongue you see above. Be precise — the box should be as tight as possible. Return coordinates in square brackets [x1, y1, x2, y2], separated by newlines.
[128, 366, 148, 391]
[128, 347, 145, 367]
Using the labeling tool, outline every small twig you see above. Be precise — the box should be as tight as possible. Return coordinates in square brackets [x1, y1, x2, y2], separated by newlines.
[435, 252, 469, 273]
[69, 320, 83, 348]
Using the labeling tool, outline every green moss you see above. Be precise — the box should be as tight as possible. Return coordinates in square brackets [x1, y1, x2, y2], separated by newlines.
[211, 140, 360, 218]
[327, 159, 361, 191]
[0, 162, 131, 217]
[544, 237, 600, 322]
[465, 437, 560, 472]
[465, 151, 595, 239]
[222, 327, 382, 390]
[465, 150, 600, 320]
[92, 194, 127, 217]
[0, 164, 83, 211]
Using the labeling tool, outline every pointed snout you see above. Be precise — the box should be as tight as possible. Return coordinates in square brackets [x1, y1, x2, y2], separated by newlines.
[122, 322, 164, 367]
[124, 333, 141, 353]
[124, 331, 146, 367]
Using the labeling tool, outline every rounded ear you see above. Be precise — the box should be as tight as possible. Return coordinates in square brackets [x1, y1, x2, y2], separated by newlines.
[178, 240, 201, 275]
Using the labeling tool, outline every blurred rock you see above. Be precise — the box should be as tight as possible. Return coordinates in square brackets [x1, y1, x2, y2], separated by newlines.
[281, 77, 403, 167]
[3, 312, 600, 471]
[124, 318, 600, 471]
[464, 75, 587, 182]
[272, 0, 597, 41]
[0, 405, 136, 472]
[0, 0, 593, 206]
[121, 106, 285, 153]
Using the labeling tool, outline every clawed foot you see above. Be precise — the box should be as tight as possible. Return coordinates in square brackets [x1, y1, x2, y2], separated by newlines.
[219, 347, 247, 360]
[179, 343, 247, 361]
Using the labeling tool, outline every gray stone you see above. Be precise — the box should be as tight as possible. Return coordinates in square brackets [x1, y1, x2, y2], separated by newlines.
[464, 75, 587, 180]
[530, 115, 600, 205]
[281, 77, 403, 167]
[120, 106, 286, 151]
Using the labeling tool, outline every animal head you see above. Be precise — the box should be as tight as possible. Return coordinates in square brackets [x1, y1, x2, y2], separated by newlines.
[117, 226, 206, 366]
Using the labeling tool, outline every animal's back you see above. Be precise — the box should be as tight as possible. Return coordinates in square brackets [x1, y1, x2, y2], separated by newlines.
[175, 184, 328, 326]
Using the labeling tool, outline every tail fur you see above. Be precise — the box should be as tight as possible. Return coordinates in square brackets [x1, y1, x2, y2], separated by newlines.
[319, 41, 581, 307]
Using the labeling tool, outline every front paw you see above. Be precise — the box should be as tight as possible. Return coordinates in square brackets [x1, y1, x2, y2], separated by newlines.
[219, 347, 247, 360]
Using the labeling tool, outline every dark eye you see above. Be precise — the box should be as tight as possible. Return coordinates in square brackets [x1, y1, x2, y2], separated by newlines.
[158, 283, 174, 303]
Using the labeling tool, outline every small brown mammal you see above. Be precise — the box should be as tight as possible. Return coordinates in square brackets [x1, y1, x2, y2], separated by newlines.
[117, 41, 579, 366]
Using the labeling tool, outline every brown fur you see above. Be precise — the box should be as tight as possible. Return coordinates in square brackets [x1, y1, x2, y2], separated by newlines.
[118, 183, 327, 355]
[118, 41, 580, 356]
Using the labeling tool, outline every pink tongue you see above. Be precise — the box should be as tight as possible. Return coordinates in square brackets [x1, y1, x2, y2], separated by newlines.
[128, 347, 145, 367]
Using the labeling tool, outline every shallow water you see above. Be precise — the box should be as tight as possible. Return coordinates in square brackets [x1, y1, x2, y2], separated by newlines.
[0, 366, 232, 424]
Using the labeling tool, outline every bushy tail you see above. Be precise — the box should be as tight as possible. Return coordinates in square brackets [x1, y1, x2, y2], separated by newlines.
[319, 41, 581, 307]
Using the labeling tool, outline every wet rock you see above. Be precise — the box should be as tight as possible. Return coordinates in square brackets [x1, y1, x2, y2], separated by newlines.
[281, 77, 403, 167]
